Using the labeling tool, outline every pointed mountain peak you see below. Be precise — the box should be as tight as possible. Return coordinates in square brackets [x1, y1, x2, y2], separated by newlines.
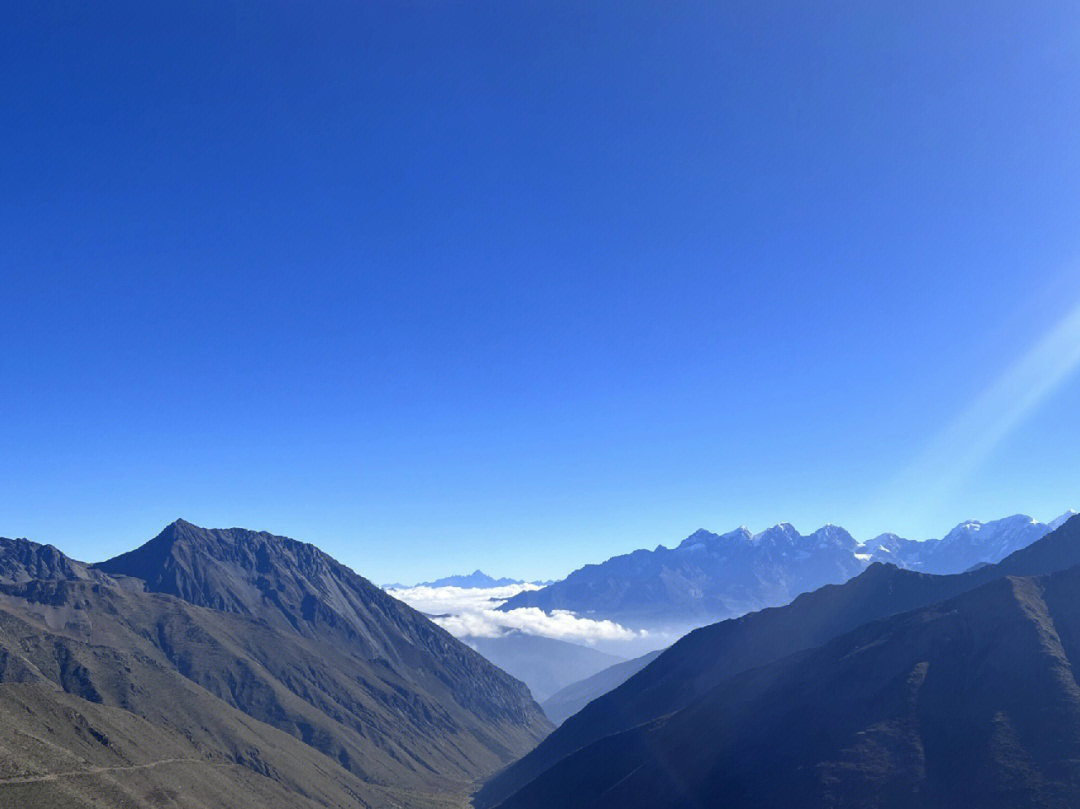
[676, 528, 719, 547]
[161, 517, 201, 536]
[151, 517, 211, 546]
[416, 570, 525, 588]
[810, 523, 857, 547]
[754, 522, 800, 543]
[93, 520, 343, 618]
[676, 526, 751, 550]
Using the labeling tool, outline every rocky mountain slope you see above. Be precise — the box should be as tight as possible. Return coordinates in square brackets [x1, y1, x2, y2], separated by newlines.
[477, 515, 1080, 808]
[497, 562, 1080, 808]
[0, 520, 551, 808]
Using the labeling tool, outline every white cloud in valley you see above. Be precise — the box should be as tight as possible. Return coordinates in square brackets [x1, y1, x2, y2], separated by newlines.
[386, 583, 645, 644]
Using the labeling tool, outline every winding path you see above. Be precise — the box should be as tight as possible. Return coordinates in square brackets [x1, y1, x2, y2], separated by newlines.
[0, 757, 202, 785]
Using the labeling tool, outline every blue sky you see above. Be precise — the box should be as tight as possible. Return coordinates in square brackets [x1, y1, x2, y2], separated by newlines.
[3, 1, 1080, 583]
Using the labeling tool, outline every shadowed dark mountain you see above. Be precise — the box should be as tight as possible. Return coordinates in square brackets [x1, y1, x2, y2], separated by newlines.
[497, 563, 1080, 808]
[476, 515, 1080, 809]
[0, 520, 551, 808]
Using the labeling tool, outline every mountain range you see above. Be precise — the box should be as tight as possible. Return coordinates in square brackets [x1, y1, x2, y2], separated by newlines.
[476, 514, 1080, 809]
[499, 512, 1075, 629]
[0, 520, 551, 808]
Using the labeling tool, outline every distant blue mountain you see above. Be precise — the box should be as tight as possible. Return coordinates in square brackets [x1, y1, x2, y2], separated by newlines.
[500, 523, 864, 628]
[415, 570, 524, 588]
[500, 512, 1075, 629]
[464, 631, 625, 702]
[862, 511, 1076, 572]
[541, 648, 664, 725]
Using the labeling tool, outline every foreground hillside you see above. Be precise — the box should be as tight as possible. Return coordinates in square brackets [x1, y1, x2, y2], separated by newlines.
[478, 515, 1080, 808]
[498, 563, 1080, 808]
[0, 520, 551, 808]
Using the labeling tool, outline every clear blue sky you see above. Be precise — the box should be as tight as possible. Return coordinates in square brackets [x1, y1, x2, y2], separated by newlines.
[3, 1, 1080, 584]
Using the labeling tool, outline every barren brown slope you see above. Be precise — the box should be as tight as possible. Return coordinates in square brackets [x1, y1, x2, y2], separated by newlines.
[500, 565, 1080, 809]
[0, 681, 445, 809]
[0, 604, 460, 809]
[0, 522, 550, 807]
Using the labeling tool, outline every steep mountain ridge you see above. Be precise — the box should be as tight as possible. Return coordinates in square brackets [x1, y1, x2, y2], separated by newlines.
[499, 523, 862, 627]
[0, 536, 105, 585]
[0, 522, 550, 808]
[96, 520, 544, 723]
[496, 563, 1080, 808]
[476, 514, 1080, 808]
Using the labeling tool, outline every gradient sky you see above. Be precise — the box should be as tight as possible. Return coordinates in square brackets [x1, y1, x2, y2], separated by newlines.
[4, 1, 1080, 584]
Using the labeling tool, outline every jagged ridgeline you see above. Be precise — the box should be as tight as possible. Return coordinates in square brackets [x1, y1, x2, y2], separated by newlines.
[477, 514, 1080, 809]
[498, 513, 1074, 629]
[0, 520, 551, 809]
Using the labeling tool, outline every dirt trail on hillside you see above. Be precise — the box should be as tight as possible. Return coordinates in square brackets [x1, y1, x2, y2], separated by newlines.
[0, 757, 202, 786]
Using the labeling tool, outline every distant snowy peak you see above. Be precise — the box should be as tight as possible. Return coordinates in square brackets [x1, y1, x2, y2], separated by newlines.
[496, 510, 1076, 630]
[675, 527, 752, 551]
[410, 570, 525, 589]
[859, 511, 1077, 575]
[675, 523, 855, 552]
[809, 523, 858, 548]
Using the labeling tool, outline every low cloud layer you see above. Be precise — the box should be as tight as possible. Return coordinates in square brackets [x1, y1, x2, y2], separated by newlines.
[387, 583, 645, 644]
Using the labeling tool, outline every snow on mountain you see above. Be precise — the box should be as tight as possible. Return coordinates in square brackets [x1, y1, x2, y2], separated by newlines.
[498, 511, 1076, 630]
[861, 512, 1069, 574]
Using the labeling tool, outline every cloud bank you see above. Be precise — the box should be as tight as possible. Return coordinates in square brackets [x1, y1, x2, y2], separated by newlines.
[387, 583, 645, 644]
